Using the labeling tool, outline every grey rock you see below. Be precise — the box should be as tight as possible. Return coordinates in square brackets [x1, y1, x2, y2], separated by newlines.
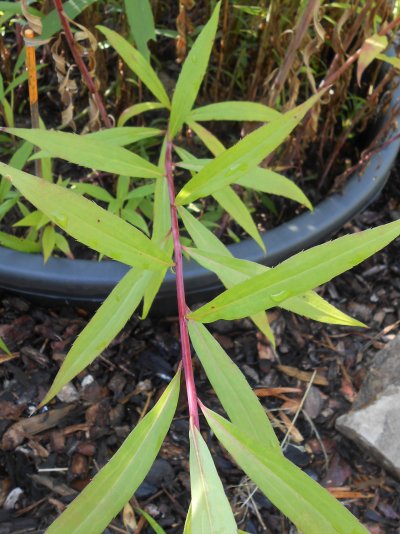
[336, 385, 400, 479]
[336, 335, 400, 479]
[353, 334, 400, 410]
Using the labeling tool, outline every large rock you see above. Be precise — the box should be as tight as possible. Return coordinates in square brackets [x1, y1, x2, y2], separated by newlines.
[336, 335, 400, 479]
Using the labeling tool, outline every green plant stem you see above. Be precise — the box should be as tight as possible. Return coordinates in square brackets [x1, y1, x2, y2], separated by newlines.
[53, 0, 111, 129]
[165, 137, 199, 429]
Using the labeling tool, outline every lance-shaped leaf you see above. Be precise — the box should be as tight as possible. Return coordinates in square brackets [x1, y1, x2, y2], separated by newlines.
[189, 321, 279, 448]
[118, 102, 166, 127]
[168, 2, 221, 138]
[0, 164, 172, 270]
[97, 26, 170, 108]
[3, 128, 162, 179]
[213, 186, 265, 251]
[142, 144, 173, 318]
[180, 207, 274, 343]
[46, 371, 180, 534]
[40, 268, 152, 407]
[175, 147, 263, 250]
[357, 34, 388, 85]
[185, 248, 364, 328]
[137, 508, 167, 534]
[203, 407, 368, 534]
[189, 101, 281, 122]
[183, 504, 192, 534]
[86, 127, 162, 146]
[237, 167, 312, 211]
[124, 0, 155, 61]
[0, 231, 41, 253]
[189, 220, 400, 322]
[176, 94, 321, 205]
[190, 422, 237, 533]
[0, 337, 11, 355]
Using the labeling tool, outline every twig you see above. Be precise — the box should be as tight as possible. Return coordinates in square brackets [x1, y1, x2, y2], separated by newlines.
[281, 370, 316, 450]
[52, 0, 111, 128]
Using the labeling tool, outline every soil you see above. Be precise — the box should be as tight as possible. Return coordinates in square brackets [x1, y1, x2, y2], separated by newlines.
[0, 157, 399, 533]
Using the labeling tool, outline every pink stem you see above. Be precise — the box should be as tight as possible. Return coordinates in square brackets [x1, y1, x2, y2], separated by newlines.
[53, 0, 111, 129]
[165, 138, 200, 429]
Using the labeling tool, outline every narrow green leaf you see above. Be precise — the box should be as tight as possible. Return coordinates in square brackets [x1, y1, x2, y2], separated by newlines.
[71, 183, 114, 202]
[178, 206, 229, 257]
[176, 94, 321, 205]
[168, 2, 221, 138]
[124, 0, 155, 60]
[40, 268, 152, 406]
[282, 291, 366, 327]
[86, 127, 163, 146]
[46, 371, 180, 534]
[185, 247, 360, 331]
[42, 225, 56, 263]
[142, 146, 173, 319]
[4, 128, 162, 179]
[190, 422, 237, 533]
[137, 508, 167, 534]
[0, 164, 172, 270]
[0, 338, 11, 355]
[187, 121, 225, 156]
[0, 230, 40, 253]
[189, 101, 281, 122]
[237, 167, 312, 211]
[188, 321, 279, 448]
[183, 504, 192, 534]
[203, 407, 368, 534]
[117, 102, 166, 127]
[213, 186, 265, 251]
[189, 220, 400, 322]
[180, 208, 274, 344]
[176, 148, 312, 210]
[97, 26, 170, 108]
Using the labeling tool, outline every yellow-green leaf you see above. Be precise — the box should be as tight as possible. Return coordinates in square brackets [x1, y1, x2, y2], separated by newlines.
[176, 94, 321, 205]
[169, 2, 221, 138]
[203, 407, 368, 534]
[97, 25, 170, 108]
[0, 164, 172, 270]
[4, 128, 162, 179]
[189, 101, 281, 122]
[189, 220, 400, 322]
[188, 321, 279, 448]
[40, 268, 152, 407]
[189, 422, 237, 533]
[185, 248, 362, 329]
[46, 371, 180, 534]
[118, 102, 166, 127]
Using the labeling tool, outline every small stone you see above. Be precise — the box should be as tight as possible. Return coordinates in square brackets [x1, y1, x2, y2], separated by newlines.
[81, 375, 94, 388]
[336, 335, 400, 480]
[304, 386, 323, 419]
[336, 385, 400, 479]
[56, 383, 79, 403]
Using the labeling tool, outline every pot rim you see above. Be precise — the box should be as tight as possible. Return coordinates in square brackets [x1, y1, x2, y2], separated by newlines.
[0, 83, 399, 307]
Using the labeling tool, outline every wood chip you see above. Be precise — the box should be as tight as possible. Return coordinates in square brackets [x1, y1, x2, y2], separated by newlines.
[277, 365, 328, 386]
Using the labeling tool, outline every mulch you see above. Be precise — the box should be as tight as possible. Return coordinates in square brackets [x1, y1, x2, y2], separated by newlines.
[0, 163, 400, 533]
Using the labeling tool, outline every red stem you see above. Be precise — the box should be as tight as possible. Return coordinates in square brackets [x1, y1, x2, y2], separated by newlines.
[53, 0, 111, 128]
[165, 138, 199, 429]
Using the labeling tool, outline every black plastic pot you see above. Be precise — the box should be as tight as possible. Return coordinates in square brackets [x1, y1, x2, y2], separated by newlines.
[1, 83, 400, 312]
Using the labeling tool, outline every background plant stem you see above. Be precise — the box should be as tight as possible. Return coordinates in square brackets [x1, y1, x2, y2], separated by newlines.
[165, 137, 199, 429]
[53, 0, 111, 129]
